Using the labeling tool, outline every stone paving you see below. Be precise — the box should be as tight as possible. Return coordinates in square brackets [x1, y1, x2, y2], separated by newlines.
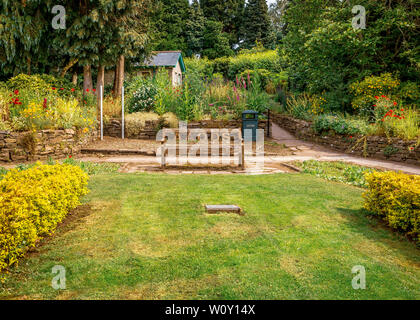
[269, 122, 420, 175]
[77, 123, 420, 175]
[2, 122, 418, 175]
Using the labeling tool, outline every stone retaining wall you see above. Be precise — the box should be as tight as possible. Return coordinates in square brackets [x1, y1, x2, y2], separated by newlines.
[0, 128, 97, 162]
[271, 113, 419, 165]
[104, 118, 268, 140]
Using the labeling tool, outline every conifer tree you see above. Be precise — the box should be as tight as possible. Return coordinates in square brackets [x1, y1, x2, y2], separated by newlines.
[185, 0, 205, 56]
[202, 20, 234, 59]
[241, 0, 276, 49]
[152, 0, 190, 53]
[200, 0, 244, 47]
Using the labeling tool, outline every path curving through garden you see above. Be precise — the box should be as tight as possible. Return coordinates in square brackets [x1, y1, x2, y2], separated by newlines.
[269, 122, 420, 175]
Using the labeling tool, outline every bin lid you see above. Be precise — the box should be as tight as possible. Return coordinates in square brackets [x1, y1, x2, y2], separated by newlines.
[242, 110, 259, 115]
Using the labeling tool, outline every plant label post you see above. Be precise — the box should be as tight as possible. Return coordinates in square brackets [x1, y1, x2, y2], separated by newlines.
[122, 86, 125, 139]
[100, 85, 103, 141]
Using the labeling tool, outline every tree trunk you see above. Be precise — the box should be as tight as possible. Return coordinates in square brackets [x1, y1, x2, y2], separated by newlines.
[113, 55, 125, 98]
[61, 58, 78, 77]
[112, 63, 119, 95]
[83, 64, 93, 93]
[72, 72, 78, 85]
[96, 65, 105, 124]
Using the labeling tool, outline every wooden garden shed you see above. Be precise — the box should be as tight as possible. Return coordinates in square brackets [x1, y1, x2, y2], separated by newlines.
[133, 51, 186, 86]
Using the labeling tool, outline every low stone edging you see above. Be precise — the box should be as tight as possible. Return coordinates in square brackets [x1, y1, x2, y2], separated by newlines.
[271, 113, 419, 165]
[104, 118, 268, 140]
[0, 128, 97, 162]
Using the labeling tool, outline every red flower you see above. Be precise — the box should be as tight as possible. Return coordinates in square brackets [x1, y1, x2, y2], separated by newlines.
[381, 95, 386, 98]
[374, 96, 379, 99]
[401, 108, 404, 111]
[393, 101, 397, 106]
[349, 136, 353, 139]
[93, 88, 96, 92]
[60, 88, 64, 90]
[69, 155, 72, 158]
[71, 88, 75, 92]
[86, 89, 89, 92]
[52, 87, 56, 90]
[14, 89, 19, 95]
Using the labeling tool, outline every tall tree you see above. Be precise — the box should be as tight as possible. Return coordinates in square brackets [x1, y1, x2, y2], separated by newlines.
[268, 0, 289, 42]
[0, 0, 51, 79]
[200, 0, 244, 47]
[152, 0, 189, 53]
[241, 0, 276, 49]
[282, 0, 419, 109]
[51, 1, 151, 95]
[185, 0, 205, 57]
[202, 20, 234, 59]
[107, 0, 152, 97]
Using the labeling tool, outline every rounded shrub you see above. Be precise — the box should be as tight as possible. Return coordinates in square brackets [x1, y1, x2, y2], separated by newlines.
[0, 163, 89, 276]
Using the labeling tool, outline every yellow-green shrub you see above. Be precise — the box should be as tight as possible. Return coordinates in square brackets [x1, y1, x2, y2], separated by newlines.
[0, 163, 89, 275]
[363, 171, 420, 244]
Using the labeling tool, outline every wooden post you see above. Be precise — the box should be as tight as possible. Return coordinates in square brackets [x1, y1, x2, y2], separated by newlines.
[267, 109, 270, 137]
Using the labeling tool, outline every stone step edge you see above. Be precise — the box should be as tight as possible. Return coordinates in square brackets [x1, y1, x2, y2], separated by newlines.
[81, 148, 155, 156]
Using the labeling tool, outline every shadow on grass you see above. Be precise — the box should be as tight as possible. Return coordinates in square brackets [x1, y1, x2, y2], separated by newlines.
[336, 207, 420, 261]
[26, 204, 94, 258]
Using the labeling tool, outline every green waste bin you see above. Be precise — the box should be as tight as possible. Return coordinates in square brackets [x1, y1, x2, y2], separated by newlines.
[242, 110, 259, 141]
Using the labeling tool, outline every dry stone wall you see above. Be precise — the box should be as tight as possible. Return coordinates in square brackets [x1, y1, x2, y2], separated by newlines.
[0, 128, 97, 162]
[104, 118, 268, 140]
[271, 113, 419, 165]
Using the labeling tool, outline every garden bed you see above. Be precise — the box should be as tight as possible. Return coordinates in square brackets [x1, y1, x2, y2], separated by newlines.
[104, 118, 268, 140]
[271, 113, 419, 165]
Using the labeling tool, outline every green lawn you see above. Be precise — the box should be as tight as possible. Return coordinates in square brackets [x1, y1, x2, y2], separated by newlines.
[1, 172, 419, 300]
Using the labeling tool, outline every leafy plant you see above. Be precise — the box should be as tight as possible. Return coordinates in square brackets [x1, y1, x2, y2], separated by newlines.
[293, 160, 375, 188]
[349, 73, 400, 117]
[127, 79, 158, 113]
[383, 145, 399, 158]
[313, 114, 361, 136]
[285, 93, 313, 121]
